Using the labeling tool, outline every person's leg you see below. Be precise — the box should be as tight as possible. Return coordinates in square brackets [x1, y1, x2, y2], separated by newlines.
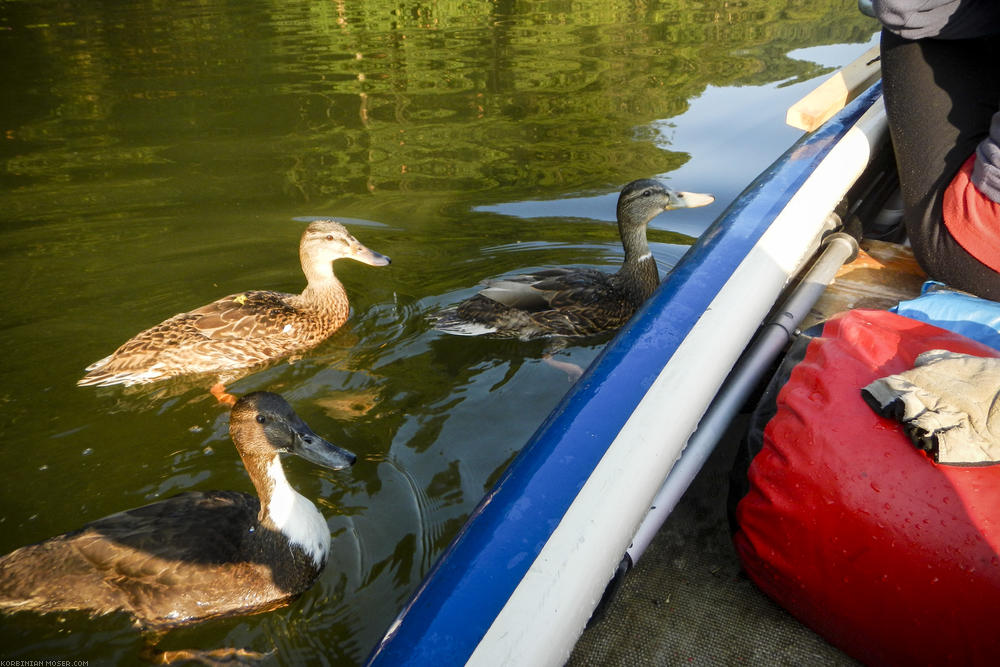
[880, 29, 1000, 299]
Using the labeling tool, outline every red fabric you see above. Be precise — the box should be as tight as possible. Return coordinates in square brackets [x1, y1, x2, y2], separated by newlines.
[733, 309, 1000, 666]
[943, 154, 1000, 272]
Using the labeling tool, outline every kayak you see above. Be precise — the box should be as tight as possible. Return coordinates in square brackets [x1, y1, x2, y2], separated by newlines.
[367, 82, 891, 667]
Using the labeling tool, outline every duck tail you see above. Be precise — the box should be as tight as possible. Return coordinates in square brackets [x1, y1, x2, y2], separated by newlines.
[429, 308, 498, 337]
[77, 362, 165, 387]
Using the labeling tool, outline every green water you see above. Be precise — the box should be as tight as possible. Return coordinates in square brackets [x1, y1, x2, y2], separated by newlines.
[0, 0, 877, 663]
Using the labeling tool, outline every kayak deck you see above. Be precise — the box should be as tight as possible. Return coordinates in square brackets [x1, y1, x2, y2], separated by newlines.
[805, 239, 926, 328]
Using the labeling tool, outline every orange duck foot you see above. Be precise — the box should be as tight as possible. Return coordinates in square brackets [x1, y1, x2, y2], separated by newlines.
[542, 355, 585, 383]
[210, 382, 238, 407]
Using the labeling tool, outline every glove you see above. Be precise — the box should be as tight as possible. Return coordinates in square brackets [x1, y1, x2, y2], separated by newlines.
[861, 349, 1000, 464]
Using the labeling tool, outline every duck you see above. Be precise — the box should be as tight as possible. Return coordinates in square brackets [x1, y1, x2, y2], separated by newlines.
[432, 179, 714, 340]
[0, 391, 356, 630]
[78, 220, 390, 400]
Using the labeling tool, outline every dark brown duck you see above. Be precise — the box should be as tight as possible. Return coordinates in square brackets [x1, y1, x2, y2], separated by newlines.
[432, 179, 713, 340]
[0, 392, 355, 630]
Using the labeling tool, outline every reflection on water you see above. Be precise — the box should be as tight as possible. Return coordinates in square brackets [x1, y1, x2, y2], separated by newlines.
[0, 0, 876, 663]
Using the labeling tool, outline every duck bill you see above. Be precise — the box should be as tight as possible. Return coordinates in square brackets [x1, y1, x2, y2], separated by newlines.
[350, 241, 392, 267]
[292, 425, 357, 470]
[672, 191, 715, 209]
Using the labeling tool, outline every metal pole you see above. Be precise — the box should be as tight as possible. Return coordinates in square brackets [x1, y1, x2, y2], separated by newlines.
[624, 230, 858, 564]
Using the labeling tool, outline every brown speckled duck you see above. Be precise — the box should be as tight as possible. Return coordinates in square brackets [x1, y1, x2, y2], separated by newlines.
[433, 179, 713, 340]
[78, 220, 390, 397]
[0, 392, 355, 630]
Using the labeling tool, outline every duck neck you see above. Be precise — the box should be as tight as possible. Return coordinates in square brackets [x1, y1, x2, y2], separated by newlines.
[242, 450, 331, 568]
[297, 257, 348, 315]
[617, 223, 659, 304]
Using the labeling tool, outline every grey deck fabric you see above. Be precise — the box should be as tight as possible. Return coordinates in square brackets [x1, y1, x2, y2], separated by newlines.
[567, 417, 857, 667]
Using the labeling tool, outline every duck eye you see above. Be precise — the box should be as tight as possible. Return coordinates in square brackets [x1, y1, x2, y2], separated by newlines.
[325, 234, 335, 241]
[256, 415, 267, 424]
[642, 190, 652, 197]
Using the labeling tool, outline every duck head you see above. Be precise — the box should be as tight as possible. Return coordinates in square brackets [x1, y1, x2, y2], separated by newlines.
[300, 220, 391, 284]
[615, 179, 714, 264]
[616, 179, 715, 231]
[230, 391, 357, 471]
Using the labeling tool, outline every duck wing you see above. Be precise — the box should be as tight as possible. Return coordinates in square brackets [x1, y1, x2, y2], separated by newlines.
[186, 290, 300, 340]
[0, 491, 270, 628]
[435, 268, 631, 339]
[78, 292, 305, 386]
[479, 268, 611, 312]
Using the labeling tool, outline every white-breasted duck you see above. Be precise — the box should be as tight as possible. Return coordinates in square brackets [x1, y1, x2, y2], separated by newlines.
[432, 179, 713, 340]
[78, 220, 390, 402]
[0, 392, 355, 630]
